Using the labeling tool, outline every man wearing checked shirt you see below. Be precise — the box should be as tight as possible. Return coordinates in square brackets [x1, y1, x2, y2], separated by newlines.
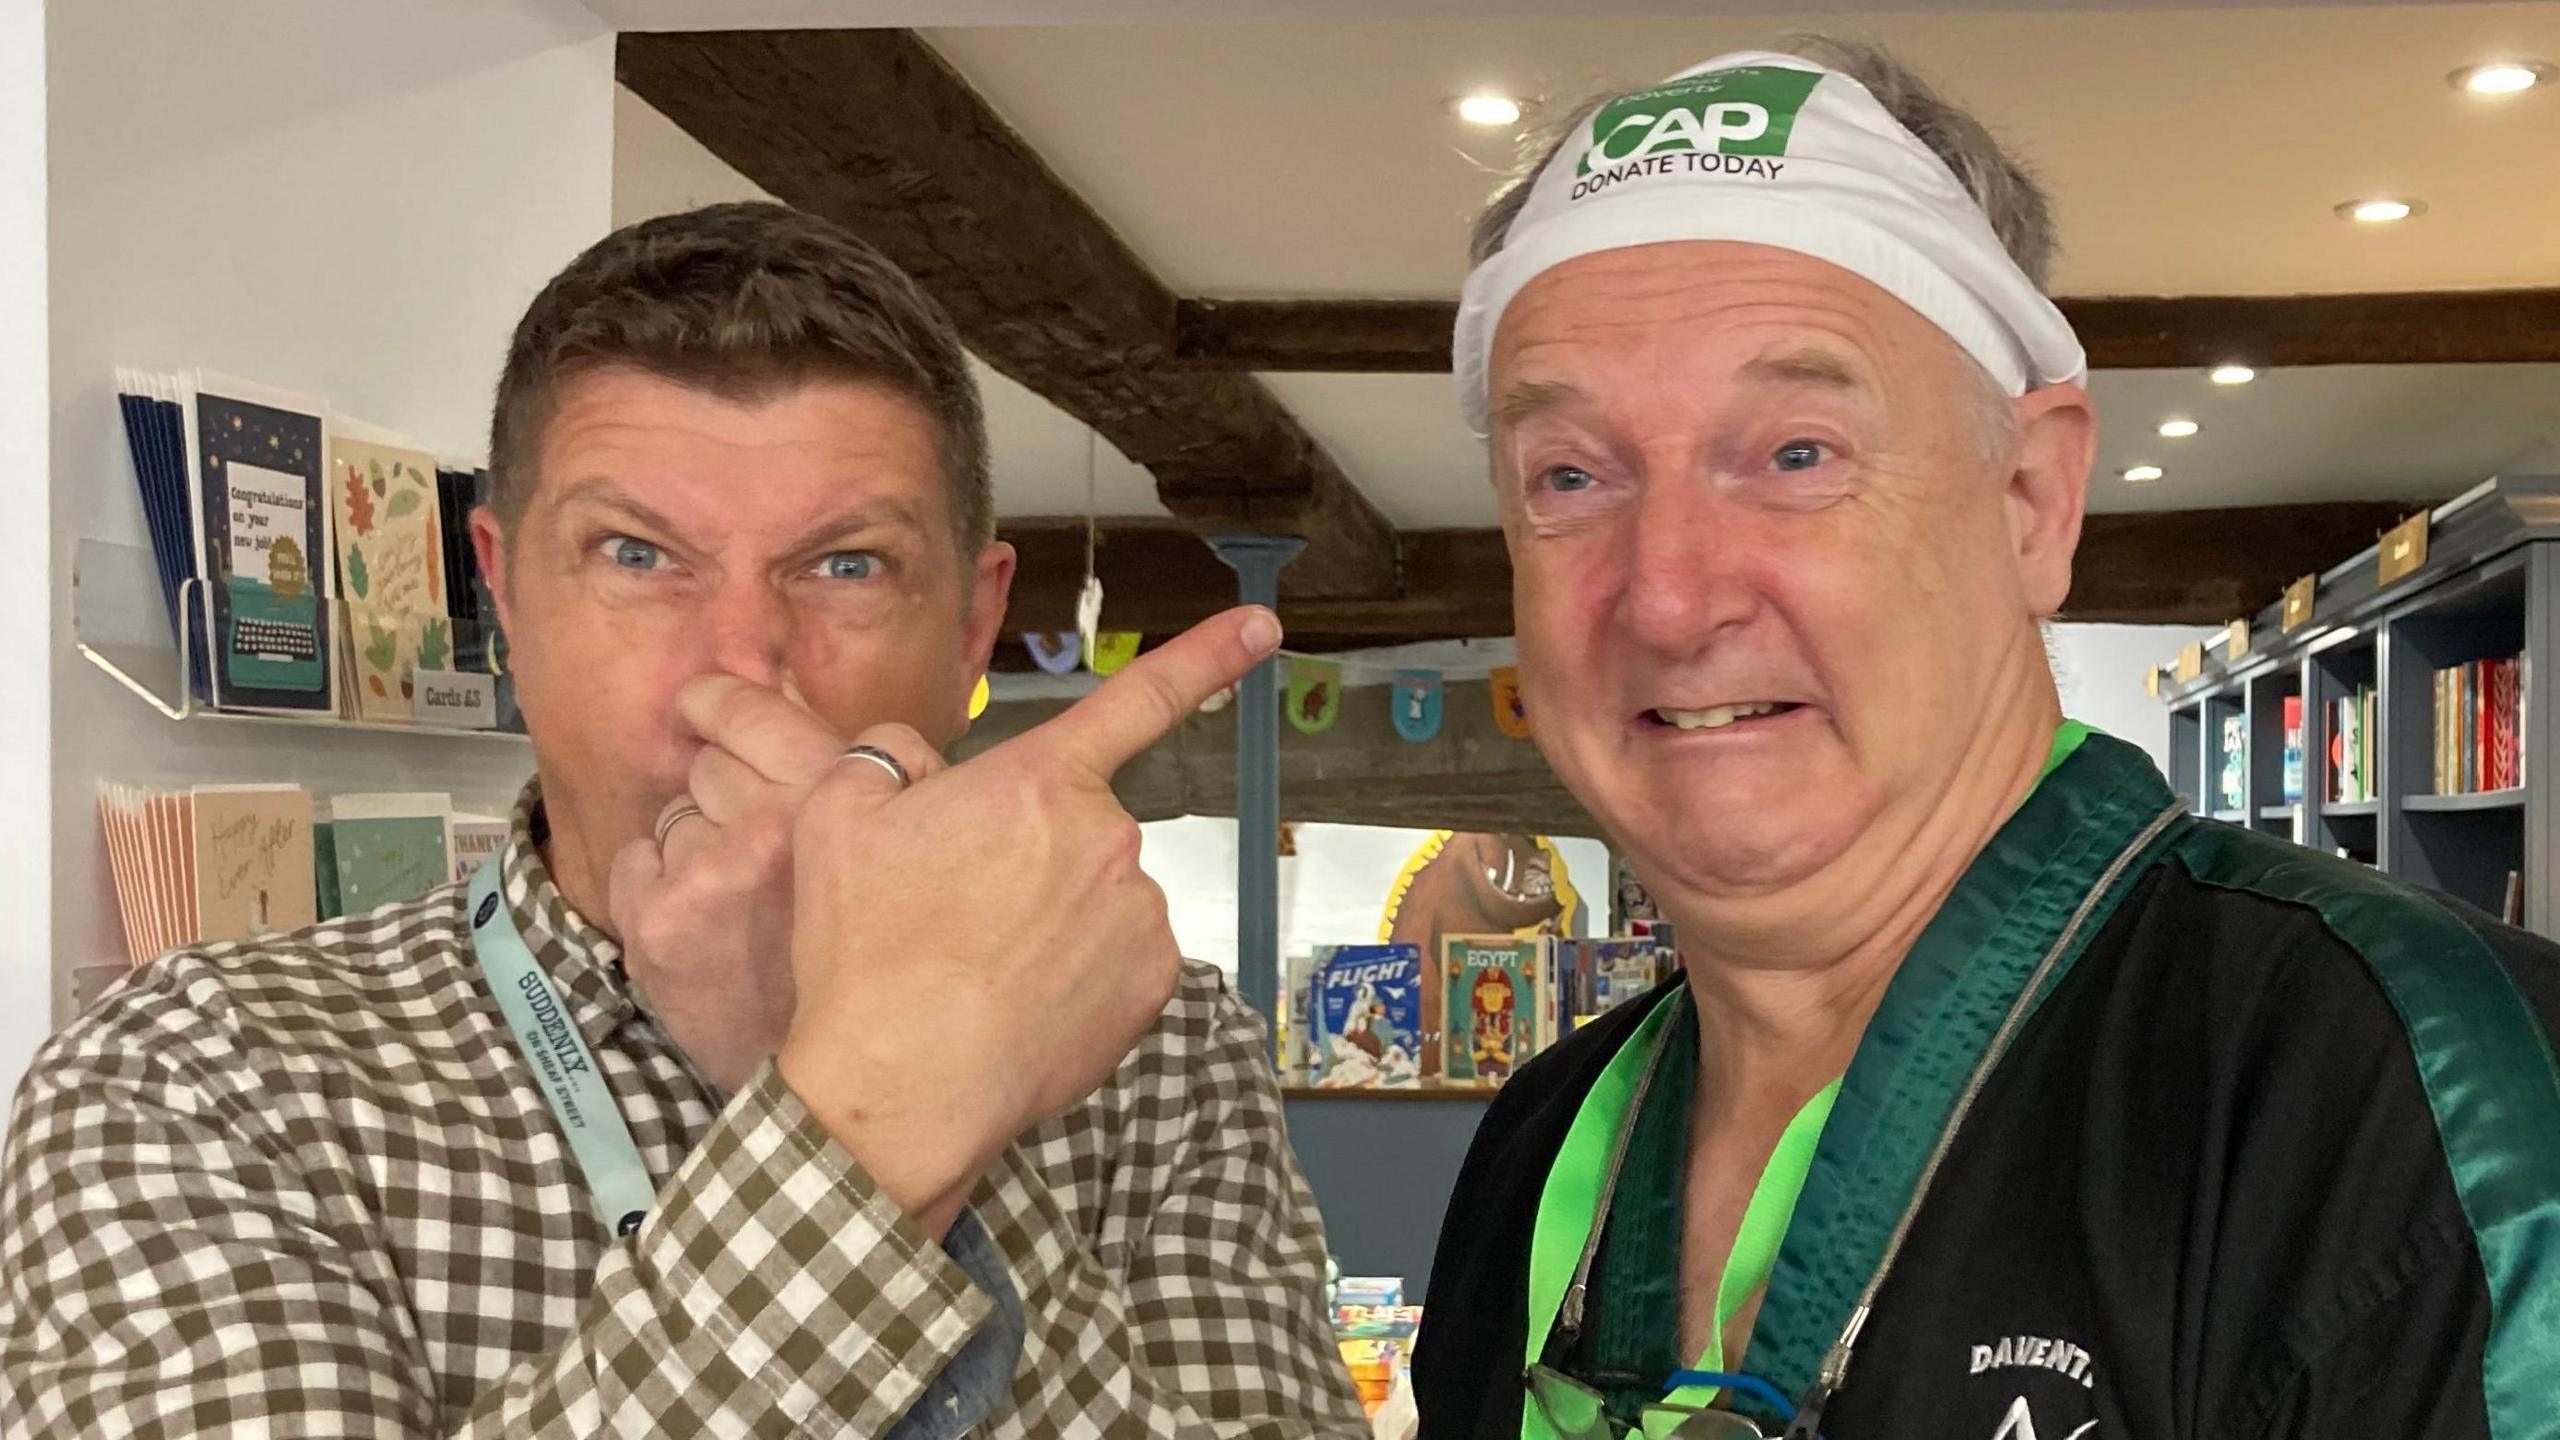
[0, 202, 1366, 1437]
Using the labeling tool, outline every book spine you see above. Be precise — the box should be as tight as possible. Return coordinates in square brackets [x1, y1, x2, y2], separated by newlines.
[2432, 669, 2444, 797]
[2451, 668, 2463, 793]
[2475, 662, 2487, 792]
[2466, 663, 2480, 794]
[2498, 658, 2521, 791]
[2283, 695, 2304, 804]
[2365, 687, 2378, 802]
[1439, 943, 1467, 1085]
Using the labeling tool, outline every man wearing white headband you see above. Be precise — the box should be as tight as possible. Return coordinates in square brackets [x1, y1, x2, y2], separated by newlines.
[1414, 39, 2560, 1440]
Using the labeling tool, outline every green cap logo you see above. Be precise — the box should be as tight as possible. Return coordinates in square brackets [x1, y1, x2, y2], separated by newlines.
[1578, 66, 1825, 175]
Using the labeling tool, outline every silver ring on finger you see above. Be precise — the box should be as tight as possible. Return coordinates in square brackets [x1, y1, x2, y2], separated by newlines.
[655, 803, 706, 849]
[837, 744, 912, 791]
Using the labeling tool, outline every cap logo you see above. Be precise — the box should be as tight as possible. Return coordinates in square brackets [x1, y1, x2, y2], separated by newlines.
[1576, 66, 1824, 179]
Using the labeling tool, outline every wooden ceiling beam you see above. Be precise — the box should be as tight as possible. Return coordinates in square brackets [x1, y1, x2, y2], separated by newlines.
[995, 521, 1510, 658]
[960, 683, 1605, 836]
[615, 29, 1399, 597]
[1171, 291, 2560, 372]
[988, 503, 2415, 666]
[2061, 500, 2415, 625]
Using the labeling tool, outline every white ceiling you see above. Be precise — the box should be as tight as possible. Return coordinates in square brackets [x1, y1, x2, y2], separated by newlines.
[610, 86, 1167, 520]
[584, 0, 2500, 28]
[607, 6, 2560, 530]
[925, 4, 2560, 297]
[1265, 365, 2560, 528]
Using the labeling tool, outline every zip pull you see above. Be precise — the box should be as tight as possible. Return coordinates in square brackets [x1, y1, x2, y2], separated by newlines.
[1783, 1307, 1864, 1440]
[1559, 1280, 1589, 1338]
[1781, 1381, 1831, 1440]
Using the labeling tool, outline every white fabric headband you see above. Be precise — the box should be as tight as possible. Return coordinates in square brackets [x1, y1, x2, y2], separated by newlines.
[1454, 51, 2087, 437]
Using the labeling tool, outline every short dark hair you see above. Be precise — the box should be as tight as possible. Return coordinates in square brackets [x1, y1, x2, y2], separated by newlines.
[487, 201, 992, 549]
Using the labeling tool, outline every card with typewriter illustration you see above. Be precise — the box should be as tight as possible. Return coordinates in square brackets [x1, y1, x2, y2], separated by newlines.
[184, 373, 336, 714]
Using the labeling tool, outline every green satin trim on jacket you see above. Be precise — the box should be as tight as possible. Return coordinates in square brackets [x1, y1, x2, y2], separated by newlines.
[2044, 719, 2094, 780]
[1740, 732, 2189, 1395]
[1519, 716, 2124, 1439]
[2170, 824, 2560, 1440]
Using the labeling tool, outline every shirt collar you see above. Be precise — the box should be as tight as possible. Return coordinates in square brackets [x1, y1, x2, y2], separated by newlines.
[493, 777, 636, 1048]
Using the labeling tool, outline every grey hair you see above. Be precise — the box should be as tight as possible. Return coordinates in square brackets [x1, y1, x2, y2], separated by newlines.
[1470, 36, 2057, 286]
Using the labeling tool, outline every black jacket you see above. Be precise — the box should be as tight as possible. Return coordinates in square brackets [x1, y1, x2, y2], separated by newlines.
[1414, 733, 2560, 1440]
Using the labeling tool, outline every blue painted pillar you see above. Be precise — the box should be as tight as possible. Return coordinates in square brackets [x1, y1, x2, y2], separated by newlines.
[1208, 534, 1304, 1053]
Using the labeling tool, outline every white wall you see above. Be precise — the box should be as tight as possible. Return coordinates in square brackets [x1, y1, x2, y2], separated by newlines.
[0, 0, 54, 1095]
[2050, 621, 2220, 774]
[34, 0, 616, 1088]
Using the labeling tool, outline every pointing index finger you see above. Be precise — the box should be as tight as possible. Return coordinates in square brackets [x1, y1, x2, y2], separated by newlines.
[1022, 607, 1281, 779]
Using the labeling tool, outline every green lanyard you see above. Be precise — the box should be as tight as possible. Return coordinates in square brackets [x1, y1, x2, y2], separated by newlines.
[1522, 986, 1837, 1437]
[466, 858, 656, 1237]
[1521, 721, 2095, 1439]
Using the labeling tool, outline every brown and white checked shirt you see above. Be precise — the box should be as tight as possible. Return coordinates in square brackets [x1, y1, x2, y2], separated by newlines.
[1, 792, 1368, 1437]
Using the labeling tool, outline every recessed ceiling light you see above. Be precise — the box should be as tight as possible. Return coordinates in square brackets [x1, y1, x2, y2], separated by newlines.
[1453, 94, 1524, 127]
[2451, 61, 2553, 96]
[2210, 364, 2258, 386]
[2337, 197, 2425, 224]
[2158, 418, 2200, 438]
[2122, 464, 2164, 484]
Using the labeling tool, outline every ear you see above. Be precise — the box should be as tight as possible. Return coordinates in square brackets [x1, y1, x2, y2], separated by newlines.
[469, 506, 517, 638]
[957, 539, 1018, 728]
[2003, 382, 2096, 619]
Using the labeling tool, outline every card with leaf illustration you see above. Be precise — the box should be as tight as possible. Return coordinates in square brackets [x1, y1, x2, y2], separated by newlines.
[328, 422, 447, 722]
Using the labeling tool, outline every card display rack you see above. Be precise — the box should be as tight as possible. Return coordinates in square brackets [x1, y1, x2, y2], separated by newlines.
[2155, 473, 2560, 935]
[72, 537, 526, 744]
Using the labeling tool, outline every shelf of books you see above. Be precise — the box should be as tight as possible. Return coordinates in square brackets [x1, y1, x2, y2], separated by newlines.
[1279, 931, 1676, 1097]
[2157, 473, 2556, 934]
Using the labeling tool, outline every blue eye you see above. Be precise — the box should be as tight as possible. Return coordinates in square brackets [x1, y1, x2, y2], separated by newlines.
[1773, 441, 1828, 473]
[1542, 466, 1597, 494]
[601, 536, 666, 570]
[814, 551, 880, 581]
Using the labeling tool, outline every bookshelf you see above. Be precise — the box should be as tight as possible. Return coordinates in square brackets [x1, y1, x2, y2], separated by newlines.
[2157, 474, 2558, 934]
[1280, 1083, 1502, 1103]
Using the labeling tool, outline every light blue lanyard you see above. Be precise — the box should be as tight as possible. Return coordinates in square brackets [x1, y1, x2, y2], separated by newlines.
[466, 858, 656, 1237]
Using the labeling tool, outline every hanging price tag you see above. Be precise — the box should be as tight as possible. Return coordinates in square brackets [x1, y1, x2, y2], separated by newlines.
[2176, 643, 2204, 684]
[2144, 666, 2163, 700]
[2225, 619, 2251, 662]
